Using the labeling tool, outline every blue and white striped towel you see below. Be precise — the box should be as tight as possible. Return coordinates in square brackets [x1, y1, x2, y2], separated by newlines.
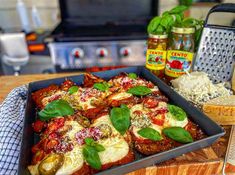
[0, 86, 28, 175]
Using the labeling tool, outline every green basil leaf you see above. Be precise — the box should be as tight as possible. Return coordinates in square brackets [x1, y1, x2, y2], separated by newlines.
[138, 127, 162, 141]
[162, 11, 170, 17]
[174, 14, 183, 24]
[154, 24, 165, 35]
[39, 99, 74, 121]
[163, 127, 193, 143]
[168, 104, 187, 121]
[110, 105, 130, 135]
[68, 86, 78, 94]
[127, 86, 152, 96]
[84, 137, 95, 146]
[182, 18, 197, 27]
[147, 16, 161, 34]
[94, 144, 105, 152]
[93, 82, 109, 92]
[169, 5, 188, 14]
[160, 14, 174, 33]
[161, 15, 173, 29]
[82, 145, 102, 170]
[128, 73, 137, 79]
[120, 104, 128, 109]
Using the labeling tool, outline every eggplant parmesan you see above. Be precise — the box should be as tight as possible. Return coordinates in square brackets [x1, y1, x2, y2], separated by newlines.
[28, 72, 206, 175]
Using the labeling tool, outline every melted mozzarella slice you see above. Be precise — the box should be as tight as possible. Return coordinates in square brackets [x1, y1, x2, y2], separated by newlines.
[41, 91, 66, 107]
[164, 112, 188, 128]
[109, 92, 132, 101]
[150, 86, 159, 92]
[56, 146, 84, 175]
[130, 104, 144, 115]
[64, 121, 84, 140]
[92, 115, 129, 165]
[91, 115, 119, 137]
[148, 102, 167, 111]
[98, 137, 129, 165]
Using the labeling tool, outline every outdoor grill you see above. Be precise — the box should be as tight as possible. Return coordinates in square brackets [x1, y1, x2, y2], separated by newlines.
[48, 0, 159, 72]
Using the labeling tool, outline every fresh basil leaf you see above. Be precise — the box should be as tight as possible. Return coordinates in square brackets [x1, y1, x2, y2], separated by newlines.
[68, 86, 78, 94]
[110, 105, 130, 135]
[174, 14, 183, 24]
[182, 18, 197, 27]
[155, 24, 165, 35]
[138, 127, 162, 141]
[162, 11, 170, 17]
[39, 100, 74, 121]
[127, 86, 152, 96]
[169, 5, 188, 14]
[168, 104, 187, 121]
[147, 16, 161, 34]
[94, 144, 105, 152]
[93, 82, 109, 92]
[163, 127, 193, 143]
[120, 104, 128, 109]
[161, 14, 174, 33]
[82, 145, 102, 170]
[128, 73, 137, 79]
[84, 137, 95, 146]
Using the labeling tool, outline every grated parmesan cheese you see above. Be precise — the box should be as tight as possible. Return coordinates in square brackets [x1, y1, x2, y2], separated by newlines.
[171, 72, 232, 109]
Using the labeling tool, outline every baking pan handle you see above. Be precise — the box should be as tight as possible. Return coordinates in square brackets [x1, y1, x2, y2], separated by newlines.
[205, 3, 235, 25]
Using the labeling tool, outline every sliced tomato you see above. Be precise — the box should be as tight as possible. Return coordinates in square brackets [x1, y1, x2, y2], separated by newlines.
[46, 139, 59, 150]
[61, 79, 75, 91]
[133, 110, 143, 116]
[32, 84, 59, 109]
[123, 82, 133, 90]
[109, 96, 140, 107]
[82, 106, 106, 119]
[143, 97, 159, 108]
[48, 94, 61, 103]
[32, 150, 45, 164]
[49, 132, 58, 139]
[42, 138, 58, 153]
[151, 114, 165, 126]
[31, 142, 41, 154]
[146, 82, 154, 88]
[44, 117, 65, 135]
[32, 120, 46, 133]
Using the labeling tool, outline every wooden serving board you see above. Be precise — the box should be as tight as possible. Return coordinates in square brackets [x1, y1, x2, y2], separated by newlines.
[0, 73, 235, 175]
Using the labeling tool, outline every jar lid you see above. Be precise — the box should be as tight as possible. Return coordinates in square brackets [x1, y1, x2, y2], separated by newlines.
[172, 27, 195, 34]
[149, 33, 168, 39]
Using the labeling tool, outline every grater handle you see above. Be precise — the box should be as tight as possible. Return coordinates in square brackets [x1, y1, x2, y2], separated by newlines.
[205, 3, 235, 25]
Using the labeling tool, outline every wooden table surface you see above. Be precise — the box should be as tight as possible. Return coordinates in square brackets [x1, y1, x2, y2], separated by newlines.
[0, 73, 234, 175]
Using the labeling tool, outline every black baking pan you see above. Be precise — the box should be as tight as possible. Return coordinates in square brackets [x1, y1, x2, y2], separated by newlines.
[18, 66, 225, 175]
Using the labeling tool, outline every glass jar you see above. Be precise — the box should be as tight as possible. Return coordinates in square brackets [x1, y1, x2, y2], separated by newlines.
[145, 34, 168, 78]
[165, 27, 195, 80]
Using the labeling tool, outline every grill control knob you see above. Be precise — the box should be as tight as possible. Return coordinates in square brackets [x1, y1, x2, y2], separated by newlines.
[72, 48, 84, 59]
[120, 47, 131, 57]
[96, 48, 108, 58]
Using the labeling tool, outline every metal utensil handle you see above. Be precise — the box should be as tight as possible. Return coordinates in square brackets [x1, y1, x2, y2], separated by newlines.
[205, 3, 235, 25]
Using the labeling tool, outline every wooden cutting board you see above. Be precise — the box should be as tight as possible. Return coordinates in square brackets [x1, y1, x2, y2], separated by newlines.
[0, 74, 235, 175]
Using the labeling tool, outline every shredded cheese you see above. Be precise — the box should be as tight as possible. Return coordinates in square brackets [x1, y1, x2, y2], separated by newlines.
[171, 72, 232, 108]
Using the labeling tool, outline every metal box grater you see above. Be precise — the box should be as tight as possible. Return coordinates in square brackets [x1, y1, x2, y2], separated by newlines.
[193, 3, 235, 83]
